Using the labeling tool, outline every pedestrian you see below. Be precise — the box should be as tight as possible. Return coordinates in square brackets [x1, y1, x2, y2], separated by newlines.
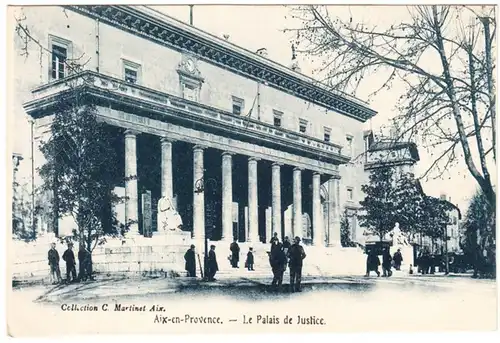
[288, 236, 306, 292]
[282, 236, 291, 255]
[229, 239, 240, 268]
[62, 243, 77, 283]
[270, 242, 287, 290]
[47, 242, 61, 284]
[270, 232, 279, 247]
[393, 248, 403, 271]
[365, 249, 381, 277]
[184, 244, 196, 277]
[246, 247, 255, 271]
[382, 248, 393, 277]
[409, 264, 414, 275]
[207, 244, 219, 281]
[78, 244, 90, 281]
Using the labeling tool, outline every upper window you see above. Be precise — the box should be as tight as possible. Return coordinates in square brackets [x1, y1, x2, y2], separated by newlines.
[299, 119, 308, 133]
[182, 83, 198, 102]
[324, 127, 331, 142]
[273, 110, 283, 127]
[232, 96, 244, 115]
[122, 59, 141, 84]
[51, 45, 67, 80]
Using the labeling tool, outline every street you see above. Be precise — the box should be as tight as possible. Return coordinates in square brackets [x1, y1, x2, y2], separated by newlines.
[7, 274, 497, 335]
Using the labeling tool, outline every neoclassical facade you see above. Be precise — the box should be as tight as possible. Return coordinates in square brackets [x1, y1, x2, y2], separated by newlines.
[15, 5, 377, 247]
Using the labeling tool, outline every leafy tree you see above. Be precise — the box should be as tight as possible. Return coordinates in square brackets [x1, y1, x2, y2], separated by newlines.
[419, 196, 451, 250]
[288, 5, 496, 211]
[340, 209, 356, 247]
[37, 76, 126, 271]
[460, 189, 496, 278]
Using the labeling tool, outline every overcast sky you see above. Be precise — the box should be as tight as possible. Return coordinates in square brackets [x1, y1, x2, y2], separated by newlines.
[150, 4, 492, 212]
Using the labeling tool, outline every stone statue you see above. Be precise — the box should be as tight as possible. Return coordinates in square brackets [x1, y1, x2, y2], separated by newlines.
[391, 223, 408, 246]
[157, 197, 183, 232]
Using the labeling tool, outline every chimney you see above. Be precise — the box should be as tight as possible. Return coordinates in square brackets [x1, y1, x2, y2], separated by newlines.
[440, 193, 447, 201]
[256, 48, 268, 58]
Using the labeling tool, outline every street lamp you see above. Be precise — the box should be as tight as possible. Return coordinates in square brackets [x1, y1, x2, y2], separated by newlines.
[321, 184, 329, 245]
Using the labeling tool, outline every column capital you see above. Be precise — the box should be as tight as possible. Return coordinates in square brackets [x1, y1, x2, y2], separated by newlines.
[313, 171, 322, 177]
[124, 129, 141, 137]
[329, 174, 341, 180]
[222, 151, 235, 157]
[271, 162, 283, 168]
[193, 144, 206, 152]
[160, 136, 175, 144]
[293, 166, 303, 172]
[248, 156, 260, 163]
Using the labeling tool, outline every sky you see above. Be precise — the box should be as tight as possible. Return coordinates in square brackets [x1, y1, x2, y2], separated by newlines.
[149, 4, 493, 212]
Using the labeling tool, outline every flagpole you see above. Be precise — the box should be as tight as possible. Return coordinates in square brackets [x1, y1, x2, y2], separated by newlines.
[189, 5, 193, 25]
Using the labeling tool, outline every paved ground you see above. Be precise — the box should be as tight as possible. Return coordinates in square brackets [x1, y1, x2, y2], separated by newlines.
[8, 272, 497, 335]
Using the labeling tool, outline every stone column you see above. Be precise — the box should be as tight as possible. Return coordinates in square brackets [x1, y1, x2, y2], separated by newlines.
[327, 176, 341, 247]
[124, 129, 140, 236]
[292, 167, 302, 238]
[247, 157, 259, 243]
[160, 137, 174, 203]
[221, 152, 233, 241]
[312, 172, 323, 246]
[271, 162, 282, 239]
[192, 145, 205, 241]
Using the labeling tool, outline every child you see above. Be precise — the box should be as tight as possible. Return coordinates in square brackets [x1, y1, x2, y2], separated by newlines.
[246, 247, 255, 271]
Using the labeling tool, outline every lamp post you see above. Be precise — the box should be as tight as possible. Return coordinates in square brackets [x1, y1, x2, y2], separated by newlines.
[320, 184, 329, 245]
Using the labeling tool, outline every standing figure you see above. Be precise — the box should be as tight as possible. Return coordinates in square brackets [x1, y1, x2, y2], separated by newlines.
[365, 249, 381, 277]
[246, 247, 255, 271]
[270, 242, 287, 290]
[393, 249, 403, 270]
[78, 244, 90, 281]
[184, 244, 197, 277]
[382, 248, 393, 277]
[288, 236, 306, 292]
[62, 243, 77, 283]
[229, 239, 240, 268]
[47, 242, 62, 284]
[270, 232, 279, 247]
[282, 236, 291, 255]
[207, 245, 219, 281]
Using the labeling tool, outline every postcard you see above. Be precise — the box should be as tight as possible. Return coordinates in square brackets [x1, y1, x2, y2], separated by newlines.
[6, 3, 497, 336]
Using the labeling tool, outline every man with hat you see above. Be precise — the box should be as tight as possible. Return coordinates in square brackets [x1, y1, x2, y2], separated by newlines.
[206, 244, 219, 281]
[288, 236, 306, 292]
[62, 242, 77, 283]
[47, 242, 62, 284]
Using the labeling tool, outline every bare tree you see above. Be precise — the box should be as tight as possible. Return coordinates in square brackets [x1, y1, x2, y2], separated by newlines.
[287, 5, 496, 211]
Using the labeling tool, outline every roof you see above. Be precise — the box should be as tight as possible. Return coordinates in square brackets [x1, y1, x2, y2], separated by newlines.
[66, 5, 377, 122]
[368, 140, 420, 161]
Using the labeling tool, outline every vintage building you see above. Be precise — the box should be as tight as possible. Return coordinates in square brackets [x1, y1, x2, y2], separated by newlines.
[13, 5, 377, 251]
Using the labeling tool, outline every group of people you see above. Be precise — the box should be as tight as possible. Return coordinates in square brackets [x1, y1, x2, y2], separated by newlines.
[269, 233, 307, 292]
[182, 233, 307, 292]
[365, 247, 403, 277]
[47, 242, 93, 284]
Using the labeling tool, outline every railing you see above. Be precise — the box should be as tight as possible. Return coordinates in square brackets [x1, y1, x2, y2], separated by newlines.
[29, 71, 347, 158]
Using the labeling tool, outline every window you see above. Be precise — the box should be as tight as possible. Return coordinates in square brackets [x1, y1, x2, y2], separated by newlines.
[122, 59, 141, 84]
[273, 110, 283, 127]
[346, 135, 353, 156]
[183, 83, 198, 101]
[51, 44, 67, 80]
[232, 96, 244, 115]
[324, 127, 331, 142]
[299, 119, 308, 133]
[347, 187, 354, 201]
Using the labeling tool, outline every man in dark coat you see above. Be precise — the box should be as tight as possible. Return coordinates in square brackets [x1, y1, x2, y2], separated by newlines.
[365, 249, 381, 277]
[47, 242, 61, 284]
[282, 236, 291, 255]
[382, 248, 393, 277]
[207, 245, 219, 281]
[229, 239, 240, 268]
[78, 244, 91, 281]
[270, 242, 287, 290]
[270, 232, 279, 247]
[393, 249, 403, 270]
[246, 247, 255, 271]
[62, 243, 77, 283]
[288, 236, 306, 292]
[184, 244, 196, 277]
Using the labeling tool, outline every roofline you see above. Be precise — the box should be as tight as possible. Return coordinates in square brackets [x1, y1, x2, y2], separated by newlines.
[65, 5, 378, 122]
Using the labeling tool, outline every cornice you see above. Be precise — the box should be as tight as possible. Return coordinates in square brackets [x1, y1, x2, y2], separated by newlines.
[64, 5, 377, 122]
